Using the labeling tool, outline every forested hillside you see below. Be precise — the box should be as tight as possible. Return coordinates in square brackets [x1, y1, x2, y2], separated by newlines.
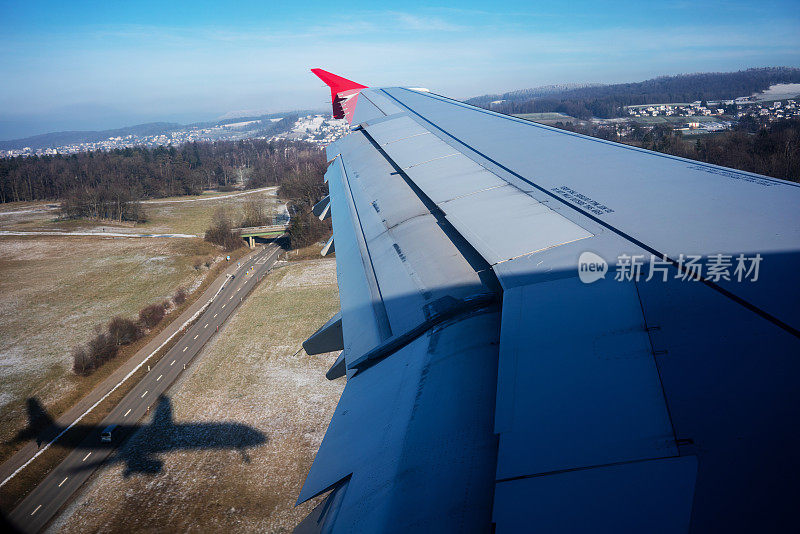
[469, 67, 800, 119]
[0, 140, 324, 202]
[553, 117, 800, 182]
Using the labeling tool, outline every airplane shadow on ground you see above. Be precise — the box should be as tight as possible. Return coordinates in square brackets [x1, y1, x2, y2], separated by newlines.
[11, 396, 267, 477]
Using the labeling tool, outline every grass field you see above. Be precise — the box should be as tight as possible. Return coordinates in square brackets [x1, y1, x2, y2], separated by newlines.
[0, 236, 220, 446]
[514, 112, 578, 123]
[140, 190, 277, 236]
[0, 188, 278, 236]
[51, 259, 343, 532]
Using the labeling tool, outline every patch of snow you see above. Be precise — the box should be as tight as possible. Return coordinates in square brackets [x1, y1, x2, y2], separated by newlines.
[750, 83, 800, 101]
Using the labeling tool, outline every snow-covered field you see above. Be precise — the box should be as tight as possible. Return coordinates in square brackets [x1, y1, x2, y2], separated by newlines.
[751, 83, 800, 101]
[50, 259, 343, 532]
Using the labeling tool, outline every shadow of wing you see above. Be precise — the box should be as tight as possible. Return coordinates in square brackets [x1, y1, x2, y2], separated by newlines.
[123, 455, 163, 477]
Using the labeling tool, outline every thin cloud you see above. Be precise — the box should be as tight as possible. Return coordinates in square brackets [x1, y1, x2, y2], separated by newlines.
[391, 13, 465, 32]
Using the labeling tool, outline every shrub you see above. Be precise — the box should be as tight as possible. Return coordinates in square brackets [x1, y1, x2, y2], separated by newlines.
[173, 288, 187, 305]
[108, 316, 142, 346]
[71, 346, 93, 376]
[204, 208, 242, 251]
[287, 209, 329, 249]
[87, 328, 117, 364]
[139, 303, 165, 328]
[240, 198, 270, 227]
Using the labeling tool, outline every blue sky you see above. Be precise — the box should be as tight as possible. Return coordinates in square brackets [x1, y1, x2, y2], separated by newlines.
[1, 0, 798, 139]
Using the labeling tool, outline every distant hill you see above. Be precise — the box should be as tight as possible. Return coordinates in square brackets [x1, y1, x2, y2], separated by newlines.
[0, 110, 322, 151]
[467, 83, 602, 107]
[0, 122, 183, 151]
[467, 67, 800, 119]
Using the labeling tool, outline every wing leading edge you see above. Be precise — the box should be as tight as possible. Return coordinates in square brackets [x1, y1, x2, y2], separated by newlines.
[299, 70, 800, 533]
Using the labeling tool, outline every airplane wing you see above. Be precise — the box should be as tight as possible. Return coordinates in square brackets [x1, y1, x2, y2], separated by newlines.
[297, 69, 800, 533]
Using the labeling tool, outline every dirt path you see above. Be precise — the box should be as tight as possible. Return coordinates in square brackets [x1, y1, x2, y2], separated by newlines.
[141, 187, 276, 204]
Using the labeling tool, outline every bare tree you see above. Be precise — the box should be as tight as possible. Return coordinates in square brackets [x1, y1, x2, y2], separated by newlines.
[139, 304, 165, 329]
[204, 207, 242, 251]
[71, 346, 93, 376]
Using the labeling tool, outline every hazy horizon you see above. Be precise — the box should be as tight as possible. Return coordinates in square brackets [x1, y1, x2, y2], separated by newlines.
[2, 0, 799, 140]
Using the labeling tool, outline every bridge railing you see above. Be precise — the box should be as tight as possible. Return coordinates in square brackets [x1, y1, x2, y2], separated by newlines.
[235, 224, 289, 235]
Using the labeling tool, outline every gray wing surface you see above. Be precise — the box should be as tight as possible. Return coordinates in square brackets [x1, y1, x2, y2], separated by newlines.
[297, 79, 800, 533]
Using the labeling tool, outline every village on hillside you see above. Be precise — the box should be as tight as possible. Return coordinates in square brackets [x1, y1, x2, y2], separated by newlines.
[0, 115, 350, 158]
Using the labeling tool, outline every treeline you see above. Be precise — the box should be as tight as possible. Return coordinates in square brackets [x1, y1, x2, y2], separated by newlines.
[72, 288, 187, 376]
[469, 67, 800, 119]
[554, 118, 800, 182]
[0, 139, 324, 204]
[61, 184, 145, 222]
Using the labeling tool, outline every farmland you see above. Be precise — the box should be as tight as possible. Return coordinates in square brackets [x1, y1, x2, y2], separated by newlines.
[50, 259, 343, 532]
[0, 188, 279, 455]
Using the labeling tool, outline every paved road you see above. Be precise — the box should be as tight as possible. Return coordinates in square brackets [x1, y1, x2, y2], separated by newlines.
[7, 243, 283, 533]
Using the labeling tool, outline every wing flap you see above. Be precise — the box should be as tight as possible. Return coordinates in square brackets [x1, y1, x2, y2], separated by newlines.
[441, 184, 593, 264]
[364, 116, 593, 266]
[297, 313, 500, 531]
[493, 456, 697, 533]
[333, 129, 493, 347]
[495, 276, 677, 480]
[302, 312, 343, 355]
[325, 156, 388, 367]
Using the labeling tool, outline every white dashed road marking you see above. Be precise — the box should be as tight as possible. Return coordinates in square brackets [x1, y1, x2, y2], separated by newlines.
[82, 452, 91, 462]
[31, 505, 41, 515]
[58, 477, 68, 487]
[124, 409, 131, 417]
[141, 391, 148, 398]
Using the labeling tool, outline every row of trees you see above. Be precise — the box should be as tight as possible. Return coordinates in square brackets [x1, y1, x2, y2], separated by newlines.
[0, 139, 324, 204]
[72, 288, 187, 376]
[60, 184, 145, 222]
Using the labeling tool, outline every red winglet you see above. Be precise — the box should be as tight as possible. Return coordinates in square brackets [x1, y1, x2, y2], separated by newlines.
[311, 68, 368, 124]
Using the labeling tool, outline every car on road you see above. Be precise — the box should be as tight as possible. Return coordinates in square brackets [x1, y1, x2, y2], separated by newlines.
[100, 424, 117, 443]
